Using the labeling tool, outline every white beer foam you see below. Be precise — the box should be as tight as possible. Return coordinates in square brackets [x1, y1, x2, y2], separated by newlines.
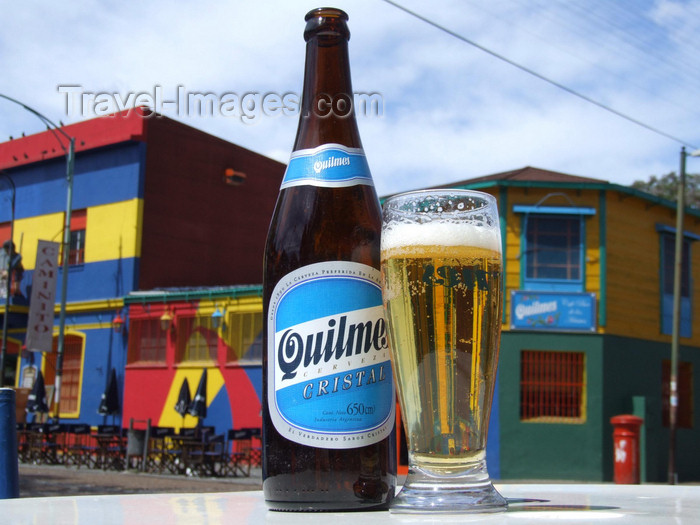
[382, 221, 501, 253]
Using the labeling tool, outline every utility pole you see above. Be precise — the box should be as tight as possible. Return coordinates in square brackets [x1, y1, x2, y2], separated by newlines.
[53, 137, 75, 423]
[0, 173, 16, 388]
[667, 147, 685, 485]
[668, 146, 700, 484]
[0, 94, 75, 421]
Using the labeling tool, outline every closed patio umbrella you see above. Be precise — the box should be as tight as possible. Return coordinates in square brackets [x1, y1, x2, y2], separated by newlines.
[98, 368, 120, 416]
[188, 369, 207, 420]
[26, 370, 49, 415]
[174, 377, 191, 417]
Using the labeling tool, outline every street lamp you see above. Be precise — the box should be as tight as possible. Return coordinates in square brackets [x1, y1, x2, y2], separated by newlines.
[211, 307, 224, 330]
[0, 172, 16, 388]
[112, 310, 125, 334]
[668, 146, 700, 485]
[160, 309, 174, 332]
[0, 93, 75, 422]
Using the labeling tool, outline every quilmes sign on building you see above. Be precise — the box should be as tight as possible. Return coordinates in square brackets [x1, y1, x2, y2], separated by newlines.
[25, 240, 60, 352]
[510, 291, 596, 332]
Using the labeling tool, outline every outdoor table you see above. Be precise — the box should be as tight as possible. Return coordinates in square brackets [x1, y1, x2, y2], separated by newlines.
[1, 484, 699, 524]
[23, 424, 63, 465]
[15, 424, 33, 463]
[168, 435, 220, 476]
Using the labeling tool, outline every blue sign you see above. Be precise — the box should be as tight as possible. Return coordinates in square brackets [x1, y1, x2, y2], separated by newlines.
[510, 291, 597, 332]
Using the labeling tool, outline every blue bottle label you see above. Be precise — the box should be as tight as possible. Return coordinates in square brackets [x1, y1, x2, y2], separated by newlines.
[267, 261, 395, 449]
[280, 143, 374, 189]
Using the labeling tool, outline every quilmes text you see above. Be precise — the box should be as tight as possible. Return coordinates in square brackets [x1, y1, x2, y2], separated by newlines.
[277, 314, 388, 381]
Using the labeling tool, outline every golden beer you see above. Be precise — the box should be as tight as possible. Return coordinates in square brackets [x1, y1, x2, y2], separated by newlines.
[383, 243, 502, 472]
[381, 190, 506, 512]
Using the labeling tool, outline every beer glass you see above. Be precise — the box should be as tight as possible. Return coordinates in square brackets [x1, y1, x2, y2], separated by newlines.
[381, 189, 507, 513]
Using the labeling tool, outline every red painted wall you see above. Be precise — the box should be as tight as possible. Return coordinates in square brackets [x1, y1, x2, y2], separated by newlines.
[0, 108, 147, 169]
[122, 302, 263, 433]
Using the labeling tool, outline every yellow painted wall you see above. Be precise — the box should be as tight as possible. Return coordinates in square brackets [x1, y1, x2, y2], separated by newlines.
[483, 185, 700, 345]
[85, 199, 143, 262]
[158, 367, 225, 429]
[605, 191, 700, 345]
[494, 187, 602, 331]
[11, 213, 64, 268]
[11, 199, 143, 269]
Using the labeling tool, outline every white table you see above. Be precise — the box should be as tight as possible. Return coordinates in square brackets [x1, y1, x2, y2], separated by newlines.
[2, 484, 699, 524]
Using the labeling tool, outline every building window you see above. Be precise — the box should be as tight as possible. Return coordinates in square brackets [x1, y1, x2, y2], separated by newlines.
[523, 214, 583, 291]
[658, 227, 693, 337]
[520, 350, 585, 423]
[44, 334, 84, 415]
[226, 311, 262, 365]
[68, 209, 86, 265]
[514, 205, 595, 293]
[176, 315, 218, 363]
[662, 360, 694, 429]
[128, 318, 167, 364]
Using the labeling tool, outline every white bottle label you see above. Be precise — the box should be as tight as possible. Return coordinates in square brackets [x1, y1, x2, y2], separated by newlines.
[267, 261, 395, 449]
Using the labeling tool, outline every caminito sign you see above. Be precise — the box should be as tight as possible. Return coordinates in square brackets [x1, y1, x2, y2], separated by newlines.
[25, 240, 60, 352]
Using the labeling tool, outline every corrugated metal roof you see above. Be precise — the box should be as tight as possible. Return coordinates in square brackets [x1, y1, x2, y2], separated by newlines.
[442, 166, 606, 186]
[124, 284, 262, 303]
[380, 166, 700, 219]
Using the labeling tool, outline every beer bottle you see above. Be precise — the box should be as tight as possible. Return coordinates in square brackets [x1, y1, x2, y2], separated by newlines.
[262, 7, 396, 512]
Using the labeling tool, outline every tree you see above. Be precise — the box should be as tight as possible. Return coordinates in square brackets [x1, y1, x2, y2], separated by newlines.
[631, 171, 700, 209]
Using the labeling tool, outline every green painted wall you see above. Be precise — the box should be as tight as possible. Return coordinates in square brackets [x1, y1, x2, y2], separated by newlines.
[602, 335, 700, 483]
[499, 332, 605, 481]
[498, 332, 700, 482]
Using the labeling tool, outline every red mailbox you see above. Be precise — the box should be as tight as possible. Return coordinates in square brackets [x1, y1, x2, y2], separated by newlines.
[610, 414, 644, 484]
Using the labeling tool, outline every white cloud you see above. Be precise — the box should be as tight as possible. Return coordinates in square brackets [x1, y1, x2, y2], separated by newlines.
[1, 0, 699, 196]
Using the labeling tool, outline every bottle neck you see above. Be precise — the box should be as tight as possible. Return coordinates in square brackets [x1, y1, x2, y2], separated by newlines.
[293, 15, 362, 151]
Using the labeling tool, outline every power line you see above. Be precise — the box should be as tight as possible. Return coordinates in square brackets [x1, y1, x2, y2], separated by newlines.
[461, 0, 699, 119]
[381, 0, 699, 150]
[540, 0, 700, 93]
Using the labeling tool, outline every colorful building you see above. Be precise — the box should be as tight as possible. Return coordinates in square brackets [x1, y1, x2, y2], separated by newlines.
[121, 285, 264, 436]
[0, 109, 284, 432]
[2, 109, 698, 482]
[448, 167, 700, 482]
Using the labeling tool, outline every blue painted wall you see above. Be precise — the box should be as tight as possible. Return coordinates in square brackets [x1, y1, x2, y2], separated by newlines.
[8, 142, 145, 218]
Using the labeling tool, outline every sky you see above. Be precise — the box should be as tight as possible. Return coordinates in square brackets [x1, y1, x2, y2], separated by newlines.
[1, 0, 700, 197]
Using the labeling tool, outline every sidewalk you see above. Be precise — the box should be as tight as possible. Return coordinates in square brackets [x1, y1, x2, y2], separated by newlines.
[18, 464, 262, 498]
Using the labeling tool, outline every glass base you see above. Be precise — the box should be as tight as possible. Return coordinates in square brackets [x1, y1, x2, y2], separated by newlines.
[391, 464, 507, 514]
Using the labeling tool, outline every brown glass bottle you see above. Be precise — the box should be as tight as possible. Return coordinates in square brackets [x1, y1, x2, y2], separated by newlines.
[262, 8, 396, 512]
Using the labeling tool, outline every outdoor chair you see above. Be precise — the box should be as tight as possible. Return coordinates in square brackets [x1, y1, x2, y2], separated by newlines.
[202, 433, 226, 476]
[222, 428, 253, 477]
[26, 423, 66, 465]
[95, 425, 126, 470]
[25, 423, 46, 464]
[64, 423, 95, 468]
[162, 436, 185, 475]
[247, 427, 262, 467]
[16, 423, 30, 463]
[162, 427, 198, 475]
[179, 428, 220, 477]
[145, 426, 175, 473]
